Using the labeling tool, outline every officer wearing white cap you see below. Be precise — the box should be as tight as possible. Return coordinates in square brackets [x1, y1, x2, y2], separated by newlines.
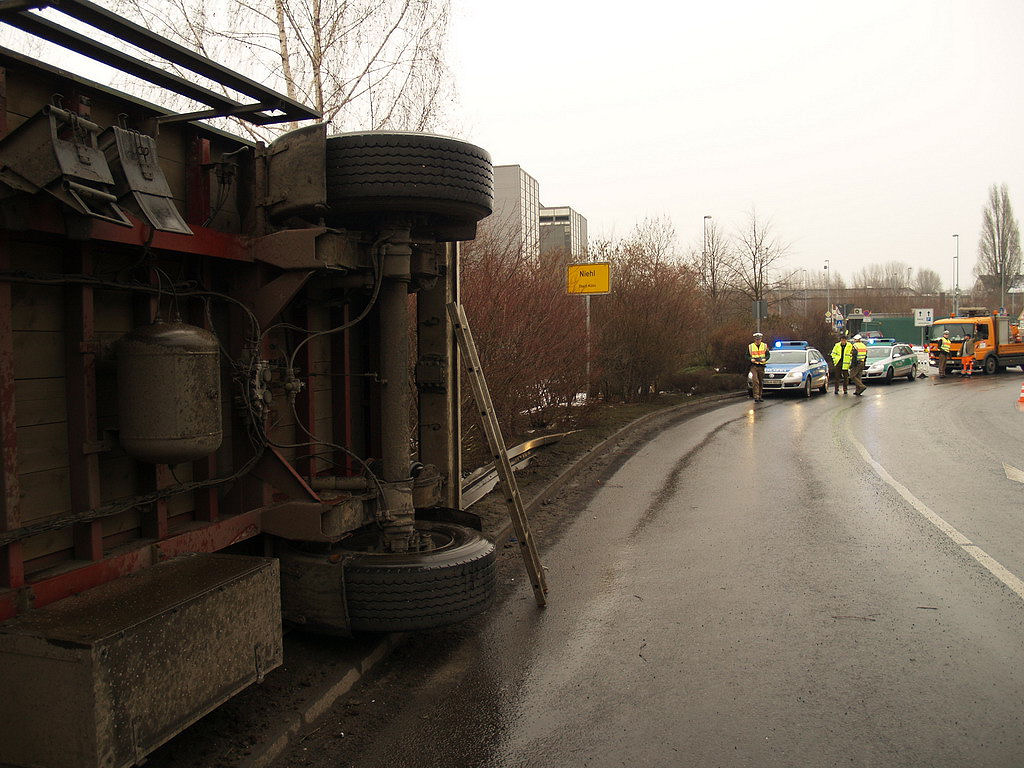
[748, 332, 770, 402]
[936, 330, 952, 378]
[849, 334, 868, 395]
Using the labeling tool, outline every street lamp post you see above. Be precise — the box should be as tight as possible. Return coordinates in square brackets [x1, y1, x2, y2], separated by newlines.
[702, 215, 712, 295]
[953, 234, 960, 316]
[1001, 259, 1006, 315]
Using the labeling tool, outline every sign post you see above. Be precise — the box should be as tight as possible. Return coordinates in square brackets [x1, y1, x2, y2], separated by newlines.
[914, 308, 933, 347]
[752, 300, 768, 333]
[567, 263, 612, 398]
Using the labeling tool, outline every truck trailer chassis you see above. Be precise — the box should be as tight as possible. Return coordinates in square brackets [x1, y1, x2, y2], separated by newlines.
[0, 3, 496, 765]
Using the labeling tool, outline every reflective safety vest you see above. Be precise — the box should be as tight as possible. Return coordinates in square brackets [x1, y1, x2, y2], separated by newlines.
[749, 342, 768, 365]
[939, 337, 952, 354]
[830, 341, 853, 370]
[852, 341, 868, 364]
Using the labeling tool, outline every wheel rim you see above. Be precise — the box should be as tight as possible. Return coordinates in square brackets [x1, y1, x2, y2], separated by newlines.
[337, 521, 461, 557]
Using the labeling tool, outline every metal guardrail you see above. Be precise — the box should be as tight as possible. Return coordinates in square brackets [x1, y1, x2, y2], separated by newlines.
[461, 431, 575, 508]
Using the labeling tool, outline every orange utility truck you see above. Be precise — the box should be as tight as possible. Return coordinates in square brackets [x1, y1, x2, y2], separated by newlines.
[928, 309, 1024, 375]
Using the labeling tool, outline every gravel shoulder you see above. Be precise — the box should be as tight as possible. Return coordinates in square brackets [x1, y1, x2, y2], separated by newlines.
[143, 391, 741, 768]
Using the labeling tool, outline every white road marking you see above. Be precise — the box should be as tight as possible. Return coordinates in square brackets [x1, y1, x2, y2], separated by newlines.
[1003, 463, 1024, 484]
[847, 424, 1024, 601]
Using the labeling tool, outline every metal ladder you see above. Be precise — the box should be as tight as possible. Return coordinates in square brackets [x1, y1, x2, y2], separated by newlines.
[447, 302, 548, 607]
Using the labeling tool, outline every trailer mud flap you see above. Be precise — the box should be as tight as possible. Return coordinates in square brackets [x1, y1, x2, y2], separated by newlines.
[101, 125, 193, 234]
[0, 103, 131, 226]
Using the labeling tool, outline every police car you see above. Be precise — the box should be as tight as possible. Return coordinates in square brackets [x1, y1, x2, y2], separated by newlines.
[862, 338, 918, 383]
[748, 340, 830, 397]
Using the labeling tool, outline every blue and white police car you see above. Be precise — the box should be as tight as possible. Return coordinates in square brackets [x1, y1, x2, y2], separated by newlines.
[748, 340, 830, 398]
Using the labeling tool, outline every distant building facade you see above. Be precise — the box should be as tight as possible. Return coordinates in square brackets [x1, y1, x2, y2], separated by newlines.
[539, 205, 588, 260]
[484, 165, 540, 257]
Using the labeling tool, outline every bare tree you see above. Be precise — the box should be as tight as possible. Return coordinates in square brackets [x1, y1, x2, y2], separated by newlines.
[976, 183, 1022, 308]
[459, 216, 586, 456]
[110, 0, 452, 138]
[804, 269, 846, 291]
[850, 261, 913, 292]
[686, 219, 739, 362]
[913, 268, 941, 295]
[592, 218, 699, 400]
[731, 209, 792, 304]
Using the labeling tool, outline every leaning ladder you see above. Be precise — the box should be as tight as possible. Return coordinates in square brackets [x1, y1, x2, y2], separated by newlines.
[447, 302, 548, 607]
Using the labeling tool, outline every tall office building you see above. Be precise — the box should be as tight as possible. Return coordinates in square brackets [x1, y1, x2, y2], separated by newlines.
[539, 205, 588, 260]
[482, 165, 540, 257]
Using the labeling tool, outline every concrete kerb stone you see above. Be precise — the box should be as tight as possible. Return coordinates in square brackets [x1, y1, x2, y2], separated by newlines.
[238, 633, 405, 768]
[238, 391, 742, 768]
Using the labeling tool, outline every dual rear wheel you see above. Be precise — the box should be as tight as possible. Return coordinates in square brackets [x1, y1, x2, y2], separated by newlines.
[280, 521, 497, 634]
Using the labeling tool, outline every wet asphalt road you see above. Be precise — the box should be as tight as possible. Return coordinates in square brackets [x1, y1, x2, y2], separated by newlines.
[279, 366, 1024, 767]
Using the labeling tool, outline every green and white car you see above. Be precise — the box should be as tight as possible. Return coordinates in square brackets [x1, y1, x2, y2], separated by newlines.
[862, 338, 918, 383]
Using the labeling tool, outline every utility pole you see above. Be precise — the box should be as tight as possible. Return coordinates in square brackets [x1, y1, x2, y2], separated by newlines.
[953, 234, 960, 316]
[1001, 256, 1006, 314]
[702, 215, 712, 295]
[801, 268, 808, 315]
[824, 259, 830, 330]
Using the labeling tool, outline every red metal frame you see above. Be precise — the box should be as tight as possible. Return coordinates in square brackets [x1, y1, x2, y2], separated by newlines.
[186, 136, 212, 226]
[11, 200, 250, 262]
[0, 508, 264, 620]
[90, 214, 250, 261]
[0, 234, 23, 590]
[0, 67, 7, 137]
[332, 306, 354, 474]
[66, 245, 104, 561]
[298, 301, 318, 476]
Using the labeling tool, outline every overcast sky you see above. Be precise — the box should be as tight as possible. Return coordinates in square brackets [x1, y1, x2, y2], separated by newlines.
[448, 0, 1024, 287]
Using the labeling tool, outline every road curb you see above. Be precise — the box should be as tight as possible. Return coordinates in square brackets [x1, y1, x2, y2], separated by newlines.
[239, 633, 405, 768]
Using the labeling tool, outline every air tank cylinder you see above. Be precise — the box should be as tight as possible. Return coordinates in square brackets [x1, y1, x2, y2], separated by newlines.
[116, 320, 222, 464]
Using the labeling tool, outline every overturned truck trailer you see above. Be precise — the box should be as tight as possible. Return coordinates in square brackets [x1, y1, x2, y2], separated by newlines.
[0, 3, 496, 766]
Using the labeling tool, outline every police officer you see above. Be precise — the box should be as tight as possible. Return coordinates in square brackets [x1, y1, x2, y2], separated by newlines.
[849, 334, 868, 396]
[748, 332, 770, 402]
[936, 330, 952, 378]
[829, 334, 853, 394]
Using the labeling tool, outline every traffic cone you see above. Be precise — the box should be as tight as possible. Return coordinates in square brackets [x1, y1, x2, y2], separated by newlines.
[1017, 383, 1024, 404]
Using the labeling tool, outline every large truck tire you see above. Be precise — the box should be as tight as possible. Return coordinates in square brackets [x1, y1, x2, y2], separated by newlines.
[279, 521, 497, 634]
[325, 131, 493, 239]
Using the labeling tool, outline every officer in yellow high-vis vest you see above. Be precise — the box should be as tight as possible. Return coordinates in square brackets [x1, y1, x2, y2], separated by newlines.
[748, 332, 770, 402]
[829, 335, 853, 394]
